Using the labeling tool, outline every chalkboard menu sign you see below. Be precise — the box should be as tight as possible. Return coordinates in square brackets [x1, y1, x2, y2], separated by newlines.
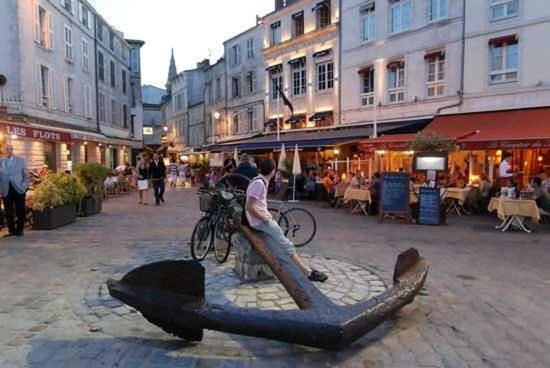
[379, 172, 411, 223]
[418, 187, 441, 226]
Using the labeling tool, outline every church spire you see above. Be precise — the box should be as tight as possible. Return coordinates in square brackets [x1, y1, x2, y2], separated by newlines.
[167, 48, 177, 84]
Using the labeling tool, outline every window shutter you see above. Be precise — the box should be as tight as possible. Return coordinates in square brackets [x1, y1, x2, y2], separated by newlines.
[73, 81, 78, 115]
[253, 107, 258, 131]
[71, 0, 75, 14]
[60, 0, 65, 8]
[79, 2, 83, 23]
[252, 71, 257, 93]
[50, 69, 56, 109]
[86, 10, 91, 29]
[63, 76, 68, 112]
[36, 64, 42, 105]
[48, 12, 54, 50]
[33, 3, 40, 43]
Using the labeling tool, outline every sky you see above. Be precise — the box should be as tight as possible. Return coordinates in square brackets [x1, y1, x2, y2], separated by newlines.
[90, 0, 273, 89]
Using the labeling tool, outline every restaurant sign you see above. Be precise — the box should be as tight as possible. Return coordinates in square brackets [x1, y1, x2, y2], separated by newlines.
[0, 122, 71, 142]
[459, 139, 550, 150]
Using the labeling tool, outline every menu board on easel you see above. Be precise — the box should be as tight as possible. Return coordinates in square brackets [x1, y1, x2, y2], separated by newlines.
[418, 187, 441, 225]
[379, 172, 411, 223]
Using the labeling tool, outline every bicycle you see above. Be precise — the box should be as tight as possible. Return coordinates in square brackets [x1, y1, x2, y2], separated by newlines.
[190, 185, 242, 264]
[268, 200, 317, 247]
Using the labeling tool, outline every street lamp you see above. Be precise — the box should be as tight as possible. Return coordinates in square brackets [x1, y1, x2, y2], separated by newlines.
[163, 126, 168, 132]
[214, 111, 220, 120]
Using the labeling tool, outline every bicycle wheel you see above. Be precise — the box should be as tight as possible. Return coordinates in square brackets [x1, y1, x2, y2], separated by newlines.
[279, 207, 316, 247]
[268, 208, 286, 226]
[190, 217, 213, 261]
[213, 219, 232, 264]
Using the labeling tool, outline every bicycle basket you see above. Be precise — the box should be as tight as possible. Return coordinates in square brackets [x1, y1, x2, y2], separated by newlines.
[199, 194, 213, 212]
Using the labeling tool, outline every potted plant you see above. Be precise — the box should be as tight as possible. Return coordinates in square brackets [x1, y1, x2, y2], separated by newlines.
[74, 163, 111, 217]
[32, 172, 86, 230]
[410, 132, 457, 153]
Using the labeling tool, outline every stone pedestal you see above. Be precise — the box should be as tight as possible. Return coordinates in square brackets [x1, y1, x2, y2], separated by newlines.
[233, 233, 274, 282]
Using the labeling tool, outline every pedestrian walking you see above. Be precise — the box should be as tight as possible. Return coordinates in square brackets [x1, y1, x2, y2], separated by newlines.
[178, 160, 189, 188]
[168, 158, 178, 188]
[150, 153, 166, 205]
[137, 156, 151, 205]
[0, 144, 29, 237]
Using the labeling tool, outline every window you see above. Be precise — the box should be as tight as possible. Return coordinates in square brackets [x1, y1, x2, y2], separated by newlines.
[271, 22, 281, 46]
[232, 112, 239, 135]
[232, 76, 240, 98]
[84, 84, 92, 118]
[390, 0, 412, 34]
[99, 93, 106, 122]
[34, 4, 54, 49]
[388, 62, 405, 103]
[232, 45, 241, 66]
[79, 2, 90, 28]
[123, 104, 128, 128]
[315, 3, 331, 29]
[65, 77, 75, 113]
[131, 49, 139, 72]
[317, 62, 334, 91]
[61, 0, 72, 13]
[121, 46, 127, 62]
[81, 38, 89, 70]
[37, 65, 51, 108]
[110, 33, 115, 51]
[270, 69, 283, 101]
[111, 98, 117, 125]
[215, 77, 222, 101]
[361, 67, 375, 107]
[64, 25, 73, 61]
[490, 0, 519, 20]
[292, 11, 304, 37]
[490, 40, 518, 83]
[292, 59, 306, 96]
[426, 54, 445, 97]
[97, 22, 104, 41]
[245, 71, 256, 94]
[429, 0, 448, 22]
[247, 109, 256, 131]
[362, 3, 376, 42]
[122, 69, 127, 94]
[247, 38, 254, 59]
[98, 51, 105, 81]
[110, 60, 116, 88]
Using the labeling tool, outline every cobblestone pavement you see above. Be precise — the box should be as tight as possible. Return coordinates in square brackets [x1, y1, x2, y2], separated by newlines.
[0, 188, 549, 367]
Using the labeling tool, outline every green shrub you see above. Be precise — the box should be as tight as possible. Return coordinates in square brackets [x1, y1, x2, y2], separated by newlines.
[32, 172, 86, 211]
[74, 163, 111, 198]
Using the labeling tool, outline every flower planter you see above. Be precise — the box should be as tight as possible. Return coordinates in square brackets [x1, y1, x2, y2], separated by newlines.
[32, 204, 76, 230]
[80, 197, 103, 217]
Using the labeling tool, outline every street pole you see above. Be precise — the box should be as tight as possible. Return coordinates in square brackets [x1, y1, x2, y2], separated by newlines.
[277, 88, 280, 142]
[373, 94, 378, 138]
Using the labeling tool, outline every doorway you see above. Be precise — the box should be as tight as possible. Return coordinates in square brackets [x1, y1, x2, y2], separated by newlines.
[44, 141, 57, 171]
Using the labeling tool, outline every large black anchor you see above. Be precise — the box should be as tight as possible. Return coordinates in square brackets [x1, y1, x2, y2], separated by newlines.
[107, 204, 429, 350]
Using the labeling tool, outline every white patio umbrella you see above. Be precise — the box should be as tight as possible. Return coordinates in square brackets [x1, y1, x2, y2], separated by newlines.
[277, 143, 287, 171]
[233, 147, 239, 165]
[290, 144, 302, 202]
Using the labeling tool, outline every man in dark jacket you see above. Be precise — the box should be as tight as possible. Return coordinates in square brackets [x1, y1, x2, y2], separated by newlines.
[234, 153, 258, 180]
[150, 152, 167, 205]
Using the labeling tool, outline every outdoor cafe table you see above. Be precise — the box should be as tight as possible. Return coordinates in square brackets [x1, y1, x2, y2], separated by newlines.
[443, 188, 471, 216]
[488, 197, 540, 233]
[344, 188, 371, 215]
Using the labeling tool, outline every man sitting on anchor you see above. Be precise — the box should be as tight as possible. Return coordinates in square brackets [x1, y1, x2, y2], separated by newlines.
[245, 158, 328, 283]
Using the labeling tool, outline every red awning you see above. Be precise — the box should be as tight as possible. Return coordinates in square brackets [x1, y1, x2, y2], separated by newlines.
[423, 107, 550, 150]
[358, 65, 373, 74]
[424, 50, 445, 60]
[359, 133, 416, 151]
[387, 60, 404, 69]
[488, 34, 517, 46]
[0, 121, 72, 142]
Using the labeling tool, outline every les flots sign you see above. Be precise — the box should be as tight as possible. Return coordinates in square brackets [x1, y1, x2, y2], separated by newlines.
[3, 124, 71, 142]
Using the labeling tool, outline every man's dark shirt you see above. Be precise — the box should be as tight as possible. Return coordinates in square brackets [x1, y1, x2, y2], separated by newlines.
[234, 162, 258, 180]
[150, 160, 166, 179]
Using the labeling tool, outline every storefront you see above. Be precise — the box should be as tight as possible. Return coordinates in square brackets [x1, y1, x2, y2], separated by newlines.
[359, 107, 550, 188]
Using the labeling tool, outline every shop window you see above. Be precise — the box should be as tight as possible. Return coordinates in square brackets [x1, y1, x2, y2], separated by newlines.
[490, 0, 519, 21]
[44, 142, 57, 171]
[390, 0, 411, 34]
[490, 40, 518, 83]
[317, 62, 334, 91]
[426, 55, 445, 97]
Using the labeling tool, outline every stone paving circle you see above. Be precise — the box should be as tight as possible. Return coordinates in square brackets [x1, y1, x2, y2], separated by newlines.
[76, 251, 387, 358]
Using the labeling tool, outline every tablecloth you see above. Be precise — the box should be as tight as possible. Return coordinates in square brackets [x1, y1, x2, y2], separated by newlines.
[488, 198, 541, 222]
[344, 188, 372, 203]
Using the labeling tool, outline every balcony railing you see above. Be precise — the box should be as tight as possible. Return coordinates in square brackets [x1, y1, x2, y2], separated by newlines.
[1, 91, 24, 112]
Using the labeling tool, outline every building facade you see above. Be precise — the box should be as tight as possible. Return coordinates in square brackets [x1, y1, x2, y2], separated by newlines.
[0, 0, 143, 171]
[262, 0, 340, 133]
[203, 58, 227, 145]
[222, 24, 265, 141]
[141, 85, 165, 149]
